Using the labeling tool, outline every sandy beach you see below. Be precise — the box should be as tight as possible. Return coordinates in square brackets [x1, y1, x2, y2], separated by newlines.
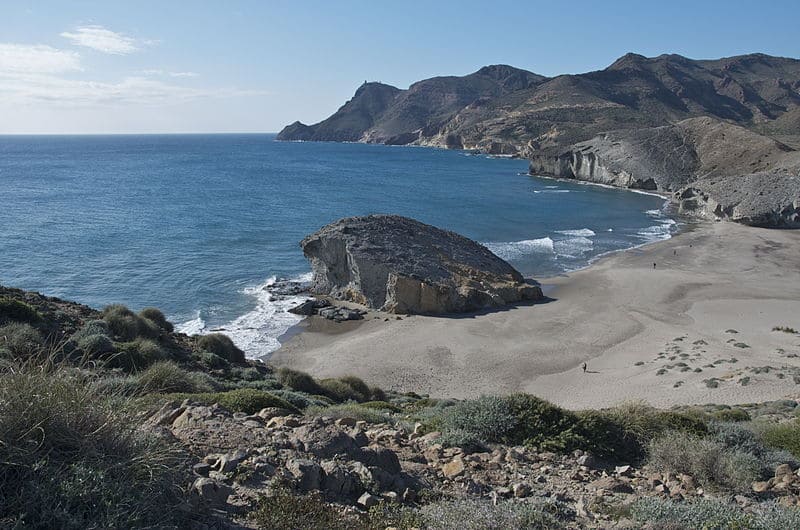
[272, 221, 800, 409]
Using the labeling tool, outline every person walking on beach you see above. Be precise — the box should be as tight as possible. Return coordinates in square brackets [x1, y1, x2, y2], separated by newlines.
[582, 362, 587, 373]
[653, 262, 657, 269]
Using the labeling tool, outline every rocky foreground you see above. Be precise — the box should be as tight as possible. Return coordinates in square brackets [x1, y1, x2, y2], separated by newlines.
[301, 215, 543, 314]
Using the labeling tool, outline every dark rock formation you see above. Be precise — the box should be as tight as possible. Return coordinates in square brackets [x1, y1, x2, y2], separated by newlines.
[300, 215, 542, 314]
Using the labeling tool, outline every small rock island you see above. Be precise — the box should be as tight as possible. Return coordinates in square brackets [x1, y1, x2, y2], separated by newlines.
[300, 214, 543, 314]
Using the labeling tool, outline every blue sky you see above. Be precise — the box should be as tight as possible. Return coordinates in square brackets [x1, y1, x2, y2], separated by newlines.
[1, 0, 798, 133]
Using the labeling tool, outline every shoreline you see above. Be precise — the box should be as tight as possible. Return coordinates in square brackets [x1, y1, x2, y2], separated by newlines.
[272, 220, 800, 409]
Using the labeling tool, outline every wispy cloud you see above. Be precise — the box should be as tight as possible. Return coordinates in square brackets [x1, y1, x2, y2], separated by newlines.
[0, 44, 81, 74]
[60, 25, 141, 55]
[0, 73, 266, 106]
[140, 69, 199, 78]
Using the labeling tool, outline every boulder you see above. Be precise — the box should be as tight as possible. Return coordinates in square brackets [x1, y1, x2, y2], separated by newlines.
[300, 215, 543, 314]
[191, 478, 232, 508]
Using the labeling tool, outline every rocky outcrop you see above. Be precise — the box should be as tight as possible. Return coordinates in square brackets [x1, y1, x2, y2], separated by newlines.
[300, 215, 543, 314]
[530, 117, 800, 227]
[677, 173, 800, 227]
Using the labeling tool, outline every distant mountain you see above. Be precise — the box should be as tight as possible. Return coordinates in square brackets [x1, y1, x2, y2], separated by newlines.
[278, 54, 800, 154]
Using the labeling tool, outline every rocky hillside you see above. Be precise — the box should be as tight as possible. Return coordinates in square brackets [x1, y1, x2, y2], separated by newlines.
[277, 53, 800, 153]
[4, 286, 800, 528]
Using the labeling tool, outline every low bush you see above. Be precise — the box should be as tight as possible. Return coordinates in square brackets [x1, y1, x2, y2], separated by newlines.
[138, 307, 174, 332]
[0, 322, 44, 357]
[439, 428, 486, 452]
[0, 297, 40, 324]
[361, 400, 402, 412]
[165, 388, 298, 414]
[194, 349, 231, 370]
[762, 420, 800, 458]
[76, 333, 114, 356]
[277, 367, 323, 394]
[108, 338, 167, 371]
[196, 333, 245, 364]
[306, 403, 391, 424]
[647, 427, 779, 493]
[712, 407, 751, 422]
[0, 364, 191, 528]
[251, 490, 361, 530]
[271, 389, 332, 409]
[102, 304, 159, 341]
[439, 395, 518, 443]
[136, 361, 214, 394]
[319, 378, 365, 403]
[631, 497, 800, 529]
[418, 498, 569, 530]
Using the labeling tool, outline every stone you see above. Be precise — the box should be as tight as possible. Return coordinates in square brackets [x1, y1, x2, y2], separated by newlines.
[360, 446, 402, 474]
[442, 458, 466, 479]
[591, 476, 634, 494]
[300, 215, 543, 314]
[775, 463, 795, 478]
[258, 407, 294, 420]
[215, 449, 247, 473]
[357, 492, 380, 509]
[288, 299, 316, 315]
[192, 462, 211, 477]
[615, 465, 633, 477]
[752, 481, 770, 493]
[335, 417, 357, 427]
[513, 483, 531, 498]
[191, 478, 232, 508]
[320, 460, 359, 497]
[287, 458, 323, 492]
[577, 454, 601, 469]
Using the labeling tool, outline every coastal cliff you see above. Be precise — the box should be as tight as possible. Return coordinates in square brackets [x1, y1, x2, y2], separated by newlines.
[530, 117, 800, 226]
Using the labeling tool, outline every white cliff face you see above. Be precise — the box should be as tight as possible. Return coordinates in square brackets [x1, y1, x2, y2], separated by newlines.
[529, 118, 800, 228]
[300, 215, 543, 314]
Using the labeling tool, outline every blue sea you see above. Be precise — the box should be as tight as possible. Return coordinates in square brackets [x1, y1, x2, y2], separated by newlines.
[0, 134, 677, 356]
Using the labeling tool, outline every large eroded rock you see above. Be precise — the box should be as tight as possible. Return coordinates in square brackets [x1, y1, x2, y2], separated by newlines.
[300, 215, 543, 314]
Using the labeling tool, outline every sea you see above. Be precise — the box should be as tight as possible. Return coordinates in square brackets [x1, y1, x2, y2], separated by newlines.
[0, 134, 677, 357]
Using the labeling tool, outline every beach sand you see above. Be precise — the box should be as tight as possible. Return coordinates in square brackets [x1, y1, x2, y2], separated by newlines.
[271, 221, 800, 409]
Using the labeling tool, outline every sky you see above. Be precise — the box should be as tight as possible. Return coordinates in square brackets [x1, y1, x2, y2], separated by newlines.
[1, 0, 798, 134]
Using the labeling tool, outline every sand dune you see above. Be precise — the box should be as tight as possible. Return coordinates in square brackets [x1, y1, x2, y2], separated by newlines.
[272, 221, 800, 409]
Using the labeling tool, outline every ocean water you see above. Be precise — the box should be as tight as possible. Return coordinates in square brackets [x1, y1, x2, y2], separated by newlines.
[0, 134, 676, 356]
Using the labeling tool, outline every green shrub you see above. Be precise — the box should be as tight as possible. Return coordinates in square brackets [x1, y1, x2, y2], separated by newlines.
[276, 367, 323, 394]
[166, 388, 294, 414]
[360, 400, 401, 412]
[251, 490, 362, 530]
[0, 322, 44, 357]
[102, 304, 159, 341]
[762, 420, 800, 458]
[229, 366, 263, 381]
[439, 428, 486, 452]
[270, 389, 331, 409]
[306, 403, 390, 424]
[91, 375, 140, 396]
[138, 307, 174, 332]
[74, 319, 110, 338]
[418, 498, 568, 530]
[0, 364, 190, 528]
[712, 408, 751, 422]
[196, 333, 245, 364]
[370, 386, 387, 402]
[631, 497, 800, 529]
[337, 375, 371, 400]
[194, 350, 230, 370]
[647, 432, 763, 492]
[136, 361, 213, 394]
[318, 378, 364, 402]
[439, 395, 518, 443]
[0, 297, 40, 323]
[77, 333, 114, 356]
[107, 338, 166, 371]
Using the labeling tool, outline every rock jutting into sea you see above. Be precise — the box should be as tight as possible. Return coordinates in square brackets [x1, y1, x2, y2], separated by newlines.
[300, 214, 543, 314]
